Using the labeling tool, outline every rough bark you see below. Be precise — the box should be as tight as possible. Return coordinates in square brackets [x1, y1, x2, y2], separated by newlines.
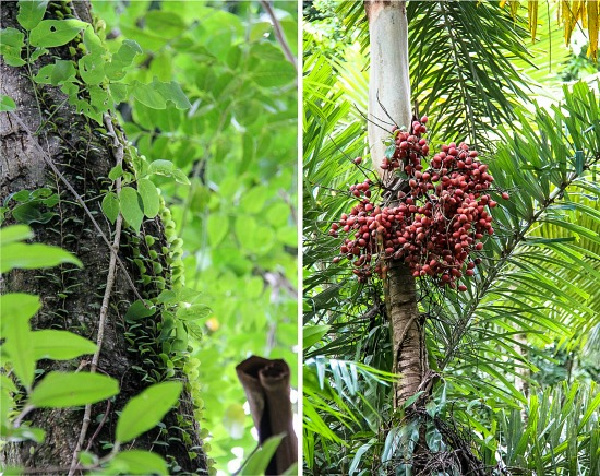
[364, 0, 427, 407]
[0, 1, 206, 473]
[384, 261, 426, 407]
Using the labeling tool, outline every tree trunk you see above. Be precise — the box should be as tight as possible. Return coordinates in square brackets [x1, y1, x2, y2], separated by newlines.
[1, 1, 206, 473]
[384, 261, 426, 407]
[365, 0, 412, 176]
[365, 0, 427, 407]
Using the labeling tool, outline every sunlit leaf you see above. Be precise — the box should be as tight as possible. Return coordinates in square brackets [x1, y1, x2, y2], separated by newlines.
[29, 372, 119, 407]
[17, 0, 48, 30]
[30, 20, 86, 48]
[31, 330, 97, 361]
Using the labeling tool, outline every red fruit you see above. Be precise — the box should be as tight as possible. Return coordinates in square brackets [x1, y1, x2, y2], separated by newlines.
[421, 115, 429, 123]
[458, 284, 467, 292]
[502, 192, 509, 200]
[354, 157, 362, 165]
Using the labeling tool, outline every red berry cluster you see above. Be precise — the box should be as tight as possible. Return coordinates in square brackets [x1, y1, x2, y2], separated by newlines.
[381, 117, 429, 171]
[330, 117, 509, 289]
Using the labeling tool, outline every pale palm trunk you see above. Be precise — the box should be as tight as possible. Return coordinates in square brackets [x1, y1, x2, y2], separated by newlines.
[365, 0, 427, 407]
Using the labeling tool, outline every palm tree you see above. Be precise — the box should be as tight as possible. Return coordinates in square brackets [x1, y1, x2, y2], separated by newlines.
[303, 1, 600, 474]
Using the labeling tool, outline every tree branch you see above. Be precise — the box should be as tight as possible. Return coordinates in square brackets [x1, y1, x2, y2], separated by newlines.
[260, 0, 297, 71]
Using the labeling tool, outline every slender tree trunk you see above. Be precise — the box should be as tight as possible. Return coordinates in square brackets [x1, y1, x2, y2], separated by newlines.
[365, 0, 427, 408]
[1, 1, 206, 472]
[384, 261, 426, 407]
[366, 0, 412, 175]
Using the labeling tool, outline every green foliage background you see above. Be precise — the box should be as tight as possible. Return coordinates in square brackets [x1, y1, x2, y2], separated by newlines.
[91, 0, 298, 471]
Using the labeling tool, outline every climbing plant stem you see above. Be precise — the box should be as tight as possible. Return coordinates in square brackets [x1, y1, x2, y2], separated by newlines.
[8, 112, 143, 302]
[68, 115, 125, 475]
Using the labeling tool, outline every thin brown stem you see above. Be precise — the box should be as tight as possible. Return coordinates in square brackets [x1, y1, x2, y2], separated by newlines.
[8, 112, 143, 302]
[260, 0, 297, 71]
[85, 399, 111, 452]
[68, 115, 124, 476]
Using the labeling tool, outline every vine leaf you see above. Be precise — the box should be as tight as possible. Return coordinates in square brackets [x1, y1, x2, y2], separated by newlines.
[29, 371, 119, 408]
[176, 303, 212, 321]
[0, 95, 16, 111]
[124, 299, 155, 321]
[115, 381, 182, 443]
[108, 165, 123, 181]
[0, 28, 26, 67]
[79, 55, 105, 85]
[137, 178, 160, 218]
[82, 24, 103, 55]
[29, 20, 86, 48]
[102, 191, 119, 225]
[106, 39, 142, 81]
[16, 0, 48, 31]
[118, 186, 143, 233]
[33, 60, 76, 86]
